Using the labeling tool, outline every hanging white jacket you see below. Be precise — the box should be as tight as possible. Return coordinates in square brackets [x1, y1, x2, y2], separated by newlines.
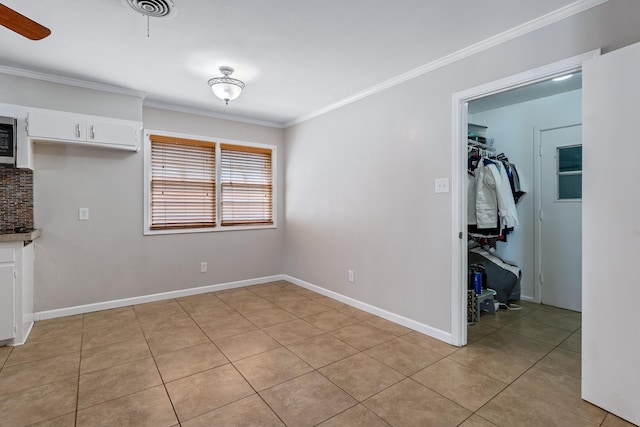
[475, 160, 500, 229]
[497, 165, 519, 228]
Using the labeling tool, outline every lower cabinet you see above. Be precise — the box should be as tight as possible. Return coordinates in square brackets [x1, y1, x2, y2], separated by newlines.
[0, 241, 34, 345]
[0, 263, 15, 341]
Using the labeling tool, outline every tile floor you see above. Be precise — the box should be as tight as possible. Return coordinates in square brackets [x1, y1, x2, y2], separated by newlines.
[0, 281, 635, 426]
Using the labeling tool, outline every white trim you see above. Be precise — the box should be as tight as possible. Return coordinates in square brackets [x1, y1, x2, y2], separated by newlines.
[286, 0, 606, 127]
[9, 321, 33, 346]
[0, 65, 147, 99]
[284, 275, 453, 344]
[33, 274, 285, 321]
[451, 50, 599, 347]
[143, 100, 284, 129]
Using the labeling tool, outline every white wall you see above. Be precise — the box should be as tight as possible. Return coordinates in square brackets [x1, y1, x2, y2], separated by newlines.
[27, 101, 284, 312]
[469, 89, 582, 301]
[284, 0, 640, 335]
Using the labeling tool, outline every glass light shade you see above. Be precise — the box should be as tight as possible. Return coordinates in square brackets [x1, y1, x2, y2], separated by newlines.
[211, 81, 243, 102]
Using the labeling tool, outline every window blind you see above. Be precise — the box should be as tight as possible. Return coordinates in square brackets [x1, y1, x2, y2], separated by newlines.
[220, 144, 273, 226]
[150, 134, 216, 229]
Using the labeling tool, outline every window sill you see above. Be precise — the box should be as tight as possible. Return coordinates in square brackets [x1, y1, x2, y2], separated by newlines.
[143, 223, 277, 236]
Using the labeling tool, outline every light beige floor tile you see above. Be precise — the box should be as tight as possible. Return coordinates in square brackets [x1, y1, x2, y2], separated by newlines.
[0, 378, 77, 426]
[260, 371, 357, 427]
[261, 291, 310, 306]
[399, 331, 459, 356]
[330, 323, 395, 351]
[467, 322, 499, 343]
[28, 318, 84, 343]
[602, 413, 638, 427]
[412, 358, 507, 411]
[29, 412, 76, 426]
[33, 314, 83, 327]
[82, 322, 145, 350]
[139, 311, 197, 336]
[243, 307, 298, 328]
[478, 386, 599, 427]
[559, 331, 581, 354]
[82, 307, 137, 331]
[303, 309, 359, 332]
[78, 357, 162, 409]
[233, 347, 314, 391]
[334, 306, 375, 321]
[215, 288, 256, 299]
[364, 317, 412, 336]
[0, 352, 79, 396]
[198, 315, 258, 341]
[311, 296, 350, 309]
[364, 378, 471, 426]
[145, 324, 210, 356]
[188, 304, 238, 324]
[459, 415, 499, 426]
[365, 337, 443, 375]
[76, 385, 177, 427]
[476, 329, 554, 363]
[523, 308, 581, 332]
[319, 353, 405, 401]
[294, 288, 322, 299]
[215, 329, 281, 361]
[287, 334, 359, 369]
[510, 364, 606, 423]
[318, 404, 390, 426]
[223, 296, 278, 314]
[264, 319, 324, 345]
[447, 343, 534, 384]
[134, 299, 185, 319]
[6, 334, 81, 366]
[155, 342, 228, 383]
[279, 299, 332, 317]
[181, 394, 284, 427]
[538, 347, 581, 379]
[0, 345, 11, 367]
[80, 336, 151, 374]
[175, 293, 224, 312]
[502, 318, 572, 346]
[165, 364, 254, 422]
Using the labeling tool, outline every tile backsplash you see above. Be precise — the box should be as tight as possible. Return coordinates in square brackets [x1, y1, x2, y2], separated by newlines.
[0, 168, 33, 233]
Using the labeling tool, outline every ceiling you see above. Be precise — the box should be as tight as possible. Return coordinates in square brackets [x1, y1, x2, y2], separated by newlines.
[0, 0, 585, 127]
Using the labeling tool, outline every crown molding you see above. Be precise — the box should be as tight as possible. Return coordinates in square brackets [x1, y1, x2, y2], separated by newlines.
[285, 0, 608, 127]
[143, 100, 284, 128]
[0, 65, 147, 98]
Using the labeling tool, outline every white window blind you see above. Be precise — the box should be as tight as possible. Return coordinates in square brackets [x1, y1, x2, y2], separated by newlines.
[150, 134, 216, 229]
[220, 144, 273, 226]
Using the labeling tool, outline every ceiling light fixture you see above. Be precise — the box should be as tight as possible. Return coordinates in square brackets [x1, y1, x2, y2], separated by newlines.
[552, 74, 573, 82]
[208, 67, 245, 105]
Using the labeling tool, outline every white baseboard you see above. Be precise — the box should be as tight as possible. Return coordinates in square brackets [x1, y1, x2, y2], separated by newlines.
[284, 275, 453, 345]
[33, 274, 285, 321]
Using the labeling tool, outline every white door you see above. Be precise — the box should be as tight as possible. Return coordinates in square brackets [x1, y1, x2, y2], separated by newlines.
[539, 124, 582, 312]
[582, 41, 640, 425]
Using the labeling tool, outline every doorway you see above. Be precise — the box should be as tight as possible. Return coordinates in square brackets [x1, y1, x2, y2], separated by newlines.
[450, 50, 598, 346]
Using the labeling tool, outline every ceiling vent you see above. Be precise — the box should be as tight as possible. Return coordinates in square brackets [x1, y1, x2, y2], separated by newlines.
[126, 0, 176, 19]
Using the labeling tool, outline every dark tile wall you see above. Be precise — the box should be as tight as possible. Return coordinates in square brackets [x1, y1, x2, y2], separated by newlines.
[0, 168, 34, 233]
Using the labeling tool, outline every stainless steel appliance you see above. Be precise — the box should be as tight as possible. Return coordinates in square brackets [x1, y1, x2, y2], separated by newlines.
[0, 116, 17, 167]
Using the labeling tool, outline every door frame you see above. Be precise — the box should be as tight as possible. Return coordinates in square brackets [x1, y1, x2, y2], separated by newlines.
[449, 50, 599, 346]
[533, 124, 583, 306]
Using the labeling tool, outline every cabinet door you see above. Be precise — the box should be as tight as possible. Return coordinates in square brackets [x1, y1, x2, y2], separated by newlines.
[0, 264, 15, 341]
[28, 111, 86, 141]
[87, 119, 139, 149]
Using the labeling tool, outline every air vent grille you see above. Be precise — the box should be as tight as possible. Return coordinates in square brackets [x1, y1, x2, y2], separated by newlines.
[127, 0, 176, 18]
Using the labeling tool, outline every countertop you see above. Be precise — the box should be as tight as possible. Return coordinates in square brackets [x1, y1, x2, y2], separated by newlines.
[0, 229, 42, 242]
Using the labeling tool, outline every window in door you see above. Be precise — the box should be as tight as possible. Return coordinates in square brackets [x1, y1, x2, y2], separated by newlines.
[557, 145, 582, 201]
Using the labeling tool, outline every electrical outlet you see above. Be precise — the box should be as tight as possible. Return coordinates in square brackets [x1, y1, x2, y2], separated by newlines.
[348, 270, 355, 283]
[78, 208, 89, 221]
[200, 262, 207, 273]
[435, 178, 449, 193]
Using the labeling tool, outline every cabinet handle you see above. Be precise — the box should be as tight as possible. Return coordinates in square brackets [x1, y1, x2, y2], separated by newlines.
[90, 125, 95, 140]
[75, 123, 81, 138]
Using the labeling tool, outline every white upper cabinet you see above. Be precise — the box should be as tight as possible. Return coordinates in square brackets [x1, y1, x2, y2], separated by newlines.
[28, 109, 141, 151]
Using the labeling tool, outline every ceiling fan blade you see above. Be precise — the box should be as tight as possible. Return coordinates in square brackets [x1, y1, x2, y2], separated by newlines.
[0, 4, 50, 40]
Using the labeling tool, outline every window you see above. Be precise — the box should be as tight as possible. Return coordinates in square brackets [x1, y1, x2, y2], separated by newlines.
[557, 145, 582, 200]
[145, 131, 276, 234]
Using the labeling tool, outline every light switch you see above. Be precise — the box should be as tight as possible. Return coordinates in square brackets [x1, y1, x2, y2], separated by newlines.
[78, 208, 89, 221]
[435, 178, 450, 193]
